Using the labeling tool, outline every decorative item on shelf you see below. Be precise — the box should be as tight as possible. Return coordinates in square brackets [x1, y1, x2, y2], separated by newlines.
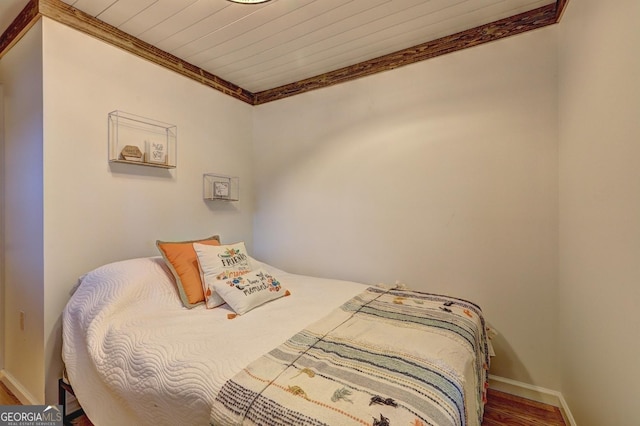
[203, 174, 239, 201]
[108, 110, 177, 169]
[120, 145, 143, 162]
[214, 181, 230, 198]
[145, 140, 167, 165]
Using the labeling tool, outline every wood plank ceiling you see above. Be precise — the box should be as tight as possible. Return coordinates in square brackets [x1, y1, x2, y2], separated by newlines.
[0, 0, 566, 104]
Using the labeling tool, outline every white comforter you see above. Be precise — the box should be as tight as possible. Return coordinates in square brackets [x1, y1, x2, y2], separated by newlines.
[62, 256, 369, 426]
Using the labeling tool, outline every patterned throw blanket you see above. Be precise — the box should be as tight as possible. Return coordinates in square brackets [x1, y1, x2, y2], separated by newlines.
[210, 287, 489, 426]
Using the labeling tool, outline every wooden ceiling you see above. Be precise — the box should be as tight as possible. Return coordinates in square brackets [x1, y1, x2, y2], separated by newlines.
[0, 0, 567, 105]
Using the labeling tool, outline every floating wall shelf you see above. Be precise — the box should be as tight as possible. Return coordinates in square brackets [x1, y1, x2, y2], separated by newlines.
[108, 110, 177, 169]
[203, 174, 239, 201]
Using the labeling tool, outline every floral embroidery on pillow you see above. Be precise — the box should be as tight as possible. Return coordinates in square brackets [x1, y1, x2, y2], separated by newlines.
[218, 246, 248, 267]
[259, 271, 282, 292]
[212, 269, 289, 315]
[216, 269, 249, 281]
[224, 271, 281, 293]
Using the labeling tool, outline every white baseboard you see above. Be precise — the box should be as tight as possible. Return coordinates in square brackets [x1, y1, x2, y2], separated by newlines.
[0, 369, 40, 405]
[488, 374, 577, 426]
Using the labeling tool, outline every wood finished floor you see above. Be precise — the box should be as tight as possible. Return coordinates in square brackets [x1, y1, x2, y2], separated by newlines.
[483, 389, 566, 425]
[1, 385, 565, 425]
[0, 382, 20, 405]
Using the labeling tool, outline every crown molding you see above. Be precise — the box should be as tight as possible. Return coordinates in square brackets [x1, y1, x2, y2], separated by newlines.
[254, 3, 563, 104]
[38, 0, 255, 104]
[0, 0, 569, 105]
[0, 0, 255, 104]
[0, 0, 39, 61]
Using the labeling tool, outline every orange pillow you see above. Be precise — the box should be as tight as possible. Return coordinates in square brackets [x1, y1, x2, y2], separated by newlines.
[156, 235, 221, 308]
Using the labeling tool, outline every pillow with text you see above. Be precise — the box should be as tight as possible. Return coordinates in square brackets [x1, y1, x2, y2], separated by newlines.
[212, 269, 290, 315]
[194, 242, 252, 309]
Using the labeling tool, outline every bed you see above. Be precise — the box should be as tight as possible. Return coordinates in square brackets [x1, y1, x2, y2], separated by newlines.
[62, 255, 489, 426]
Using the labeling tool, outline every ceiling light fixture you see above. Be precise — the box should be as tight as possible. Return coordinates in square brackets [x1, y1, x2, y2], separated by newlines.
[227, 0, 271, 4]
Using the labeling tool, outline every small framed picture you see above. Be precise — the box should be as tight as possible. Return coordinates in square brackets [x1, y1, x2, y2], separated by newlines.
[146, 140, 167, 164]
[213, 181, 230, 198]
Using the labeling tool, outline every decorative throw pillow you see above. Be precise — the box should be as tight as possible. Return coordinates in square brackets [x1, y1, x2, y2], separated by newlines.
[156, 235, 220, 308]
[193, 242, 253, 309]
[212, 269, 289, 315]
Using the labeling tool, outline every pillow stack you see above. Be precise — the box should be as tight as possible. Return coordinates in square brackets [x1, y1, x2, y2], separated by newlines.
[156, 235, 221, 308]
[157, 235, 289, 315]
[192, 242, 252, 309]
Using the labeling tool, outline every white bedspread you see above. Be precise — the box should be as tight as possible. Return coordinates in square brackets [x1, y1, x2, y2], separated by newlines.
[62, 256, 369, 426]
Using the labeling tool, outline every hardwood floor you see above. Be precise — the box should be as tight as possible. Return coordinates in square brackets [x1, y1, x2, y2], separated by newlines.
[483, 389, 566, 426]
[0, 384, 565, 425]
[0, 381, 20, 405]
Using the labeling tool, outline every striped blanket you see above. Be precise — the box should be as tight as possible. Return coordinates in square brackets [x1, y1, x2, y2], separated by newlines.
[210, 287, 489, 426]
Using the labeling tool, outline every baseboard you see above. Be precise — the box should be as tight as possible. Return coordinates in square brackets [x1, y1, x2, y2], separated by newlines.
[488, 374, 577, 426]
[0, 369, 40, 405]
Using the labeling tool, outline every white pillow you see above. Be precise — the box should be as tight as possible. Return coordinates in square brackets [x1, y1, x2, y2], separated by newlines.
[193, 242, 252, 309]
[212, 269, 289, 315]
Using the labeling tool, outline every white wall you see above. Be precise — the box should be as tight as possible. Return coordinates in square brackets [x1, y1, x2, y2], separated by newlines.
[253, 29, 559, 389]
[558, 0, 640, 424]
[0, 17, 255, 403]
[0, 83, 3, 371]
[5, 1, 636, 411]
[0, 83, 4, 372]
[0, 21, 45, 402]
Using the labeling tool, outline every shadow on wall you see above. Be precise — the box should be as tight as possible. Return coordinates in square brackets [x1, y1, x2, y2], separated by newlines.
[489, 332, 534, 387]
[108, 162, 174, 179]
[204, 199, 241, 214]
[46, 316, 63, 404]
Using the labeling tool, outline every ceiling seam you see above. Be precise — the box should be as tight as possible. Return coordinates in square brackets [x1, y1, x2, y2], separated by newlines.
[37, 0, 256, 104]
[253, 2, 563, 105]
[0, 0, 569, 106]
